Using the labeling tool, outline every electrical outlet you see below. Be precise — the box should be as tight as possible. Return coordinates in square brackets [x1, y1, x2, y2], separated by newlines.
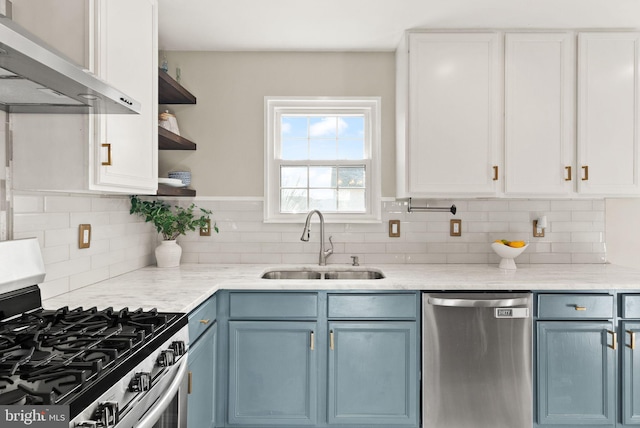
[389, 220, 400, 238]
[78, 224, 91, 249]
[200, 219, 212, 236]
[450, 219, 462, 236]
[533, 220, 545, 238]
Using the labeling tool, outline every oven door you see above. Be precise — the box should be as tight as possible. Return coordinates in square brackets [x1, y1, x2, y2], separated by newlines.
[116, 355, 189, 428]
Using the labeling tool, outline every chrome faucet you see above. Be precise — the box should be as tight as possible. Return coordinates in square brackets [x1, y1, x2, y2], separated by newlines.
[300, 210, 334, 266]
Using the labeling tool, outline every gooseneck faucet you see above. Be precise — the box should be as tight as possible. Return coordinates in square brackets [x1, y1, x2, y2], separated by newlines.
[300, 210, 334, 266]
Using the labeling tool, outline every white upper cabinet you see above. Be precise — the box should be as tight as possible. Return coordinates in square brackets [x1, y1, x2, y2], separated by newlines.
[398, 32, 502, 198]
[504, 32, 575, 196]
[577, 32, 640, 196]
[397, 29, 640, 199]
[90, 0, 158, 192]
[11, 0, 158, 194]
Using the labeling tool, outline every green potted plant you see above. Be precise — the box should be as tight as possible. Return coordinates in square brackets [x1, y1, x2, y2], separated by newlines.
[129, 195, 218, 267]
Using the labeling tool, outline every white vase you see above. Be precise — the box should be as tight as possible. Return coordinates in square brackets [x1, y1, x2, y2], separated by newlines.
[155, 240, 182, 268]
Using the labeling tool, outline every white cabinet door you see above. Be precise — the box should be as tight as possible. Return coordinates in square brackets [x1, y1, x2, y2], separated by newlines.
[504, 32, 575, 196]
[402, 32, 501, 197]
[90, 0, 157, 193]
[577, 32, 640, 195]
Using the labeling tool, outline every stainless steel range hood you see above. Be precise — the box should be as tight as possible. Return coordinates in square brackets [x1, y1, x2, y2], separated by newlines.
[0, 2, 140, 114]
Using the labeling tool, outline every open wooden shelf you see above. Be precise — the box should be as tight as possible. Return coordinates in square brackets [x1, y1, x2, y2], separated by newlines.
[157, 184, 196, 197]
[158, 69, 197, 196]
[158, 69, 196, 104]
[158, 126, 197, 150]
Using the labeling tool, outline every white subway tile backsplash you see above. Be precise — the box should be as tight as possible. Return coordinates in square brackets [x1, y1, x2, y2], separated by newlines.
[13, 192, 156, 299]
[508, 200, 551, 212]
[44, 196, 91, 213]
[171, 198, 607, 266]
[10, 194, 608, 300]
[13, 195, 43, 213]
[468, 200, 510, 212]
[14, 213, 70, 233]
[551, 200, 593, 211]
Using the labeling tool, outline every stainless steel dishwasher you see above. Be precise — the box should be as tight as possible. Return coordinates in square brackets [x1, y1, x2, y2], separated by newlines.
[422, 292, 533, 428]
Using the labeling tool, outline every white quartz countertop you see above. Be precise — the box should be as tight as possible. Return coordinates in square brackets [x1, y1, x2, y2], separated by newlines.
[42, 263, 640, 313]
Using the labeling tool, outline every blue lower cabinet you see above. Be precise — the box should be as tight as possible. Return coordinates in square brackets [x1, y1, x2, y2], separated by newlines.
[623, 321, 640, 425]
[536, 321, 615, 426]
[327, 321, 418, 426]
[228, 321, 318, 426]
[188, 322, 217, 428]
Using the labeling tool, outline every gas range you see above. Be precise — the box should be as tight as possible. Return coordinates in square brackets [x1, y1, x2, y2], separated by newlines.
[0, 239, 189, 428]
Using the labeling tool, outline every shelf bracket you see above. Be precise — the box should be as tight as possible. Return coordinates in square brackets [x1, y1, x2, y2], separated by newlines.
[407, 198, 457, 215]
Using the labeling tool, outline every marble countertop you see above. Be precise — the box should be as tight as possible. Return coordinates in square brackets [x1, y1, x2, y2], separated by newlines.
[41, 263, 640, 314]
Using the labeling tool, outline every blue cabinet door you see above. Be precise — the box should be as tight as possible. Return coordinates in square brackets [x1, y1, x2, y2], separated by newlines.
[623, 321, 640, 425]
[537, 321, 615, 426]
[327, 321, 418, 426]
[188, 322, 217, 428]
[228, 321, 318, 426]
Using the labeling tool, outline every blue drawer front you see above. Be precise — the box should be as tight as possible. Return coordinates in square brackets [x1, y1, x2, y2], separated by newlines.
[189, 294, 217, 343]
[537, 294, 613, 319]
[229, 292, 318, 319]
[622, 294, 640, 319]
[328, 293, 417, 319]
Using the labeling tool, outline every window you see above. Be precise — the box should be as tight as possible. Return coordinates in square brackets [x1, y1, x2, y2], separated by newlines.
[265, 97, 381, 223]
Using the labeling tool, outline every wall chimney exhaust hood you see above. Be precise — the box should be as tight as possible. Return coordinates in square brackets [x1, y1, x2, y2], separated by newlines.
[0, 1, 140, 114]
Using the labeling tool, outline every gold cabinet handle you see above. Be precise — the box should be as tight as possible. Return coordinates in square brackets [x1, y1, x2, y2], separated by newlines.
[310, 331, 315, 351]
[199, 319, 210, 324]
[574, 305, 587, 311]
[627, 330, 636, 350]
[581, 165, 589, 181]
[329, 330, 335, 350]
[492, 165, 499, 181]
[565, 166, 572, 181]
[102, 143, 112, 166]
[607, 330, 617, 350]
[188, 371, 193, 394]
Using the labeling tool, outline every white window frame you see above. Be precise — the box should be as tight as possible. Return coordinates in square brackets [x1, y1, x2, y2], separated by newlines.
[264, 97, 382, 223]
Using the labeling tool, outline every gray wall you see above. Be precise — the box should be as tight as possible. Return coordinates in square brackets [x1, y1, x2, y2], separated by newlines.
[159, 51, 396, 197]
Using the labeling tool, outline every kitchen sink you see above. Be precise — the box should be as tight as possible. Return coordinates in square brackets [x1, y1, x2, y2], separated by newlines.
[260, 270, 322, 279]
[261, 268, 385, 280]
[324, 271, 385, 280]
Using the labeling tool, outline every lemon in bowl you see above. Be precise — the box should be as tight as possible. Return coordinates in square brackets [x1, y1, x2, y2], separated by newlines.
[491, 240, 528, 270]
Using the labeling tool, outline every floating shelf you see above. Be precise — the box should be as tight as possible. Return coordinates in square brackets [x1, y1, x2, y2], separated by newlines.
[157, 184, 196, 197]
[158, 127, 196, 150]
[158, 69, 197, 196]
[158, 69, 196, 104]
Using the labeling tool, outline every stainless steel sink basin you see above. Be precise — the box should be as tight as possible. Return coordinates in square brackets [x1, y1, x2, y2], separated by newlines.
[324, 271, 385, 280]
[261, 269, 385, 280]
[261, 270, 322, 279]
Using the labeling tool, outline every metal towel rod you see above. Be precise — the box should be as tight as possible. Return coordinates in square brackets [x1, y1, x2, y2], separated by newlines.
[407, 198, 457, 215]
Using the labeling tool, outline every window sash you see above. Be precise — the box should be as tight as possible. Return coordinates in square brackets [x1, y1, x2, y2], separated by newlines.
[264, 97, 381, 223]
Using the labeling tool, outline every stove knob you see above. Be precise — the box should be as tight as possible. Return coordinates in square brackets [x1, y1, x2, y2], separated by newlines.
[94, 401, 119, 427]
[157, 349, 175, 367]
[170, 340, 186, 357]
[128, 372, 151, 392]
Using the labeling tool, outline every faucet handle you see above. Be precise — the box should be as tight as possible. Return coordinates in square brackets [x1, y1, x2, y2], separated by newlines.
[327, 236, 334, 255]
[351, 256, 359, 266]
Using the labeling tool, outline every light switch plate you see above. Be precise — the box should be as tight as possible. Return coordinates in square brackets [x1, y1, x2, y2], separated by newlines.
[78, 224, 91, 249]
[450, 219, 462, 236]
[389, 220, 400, 238]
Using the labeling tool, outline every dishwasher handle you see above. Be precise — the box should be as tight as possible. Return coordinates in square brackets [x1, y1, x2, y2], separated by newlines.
[427, 296, 530, 308]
